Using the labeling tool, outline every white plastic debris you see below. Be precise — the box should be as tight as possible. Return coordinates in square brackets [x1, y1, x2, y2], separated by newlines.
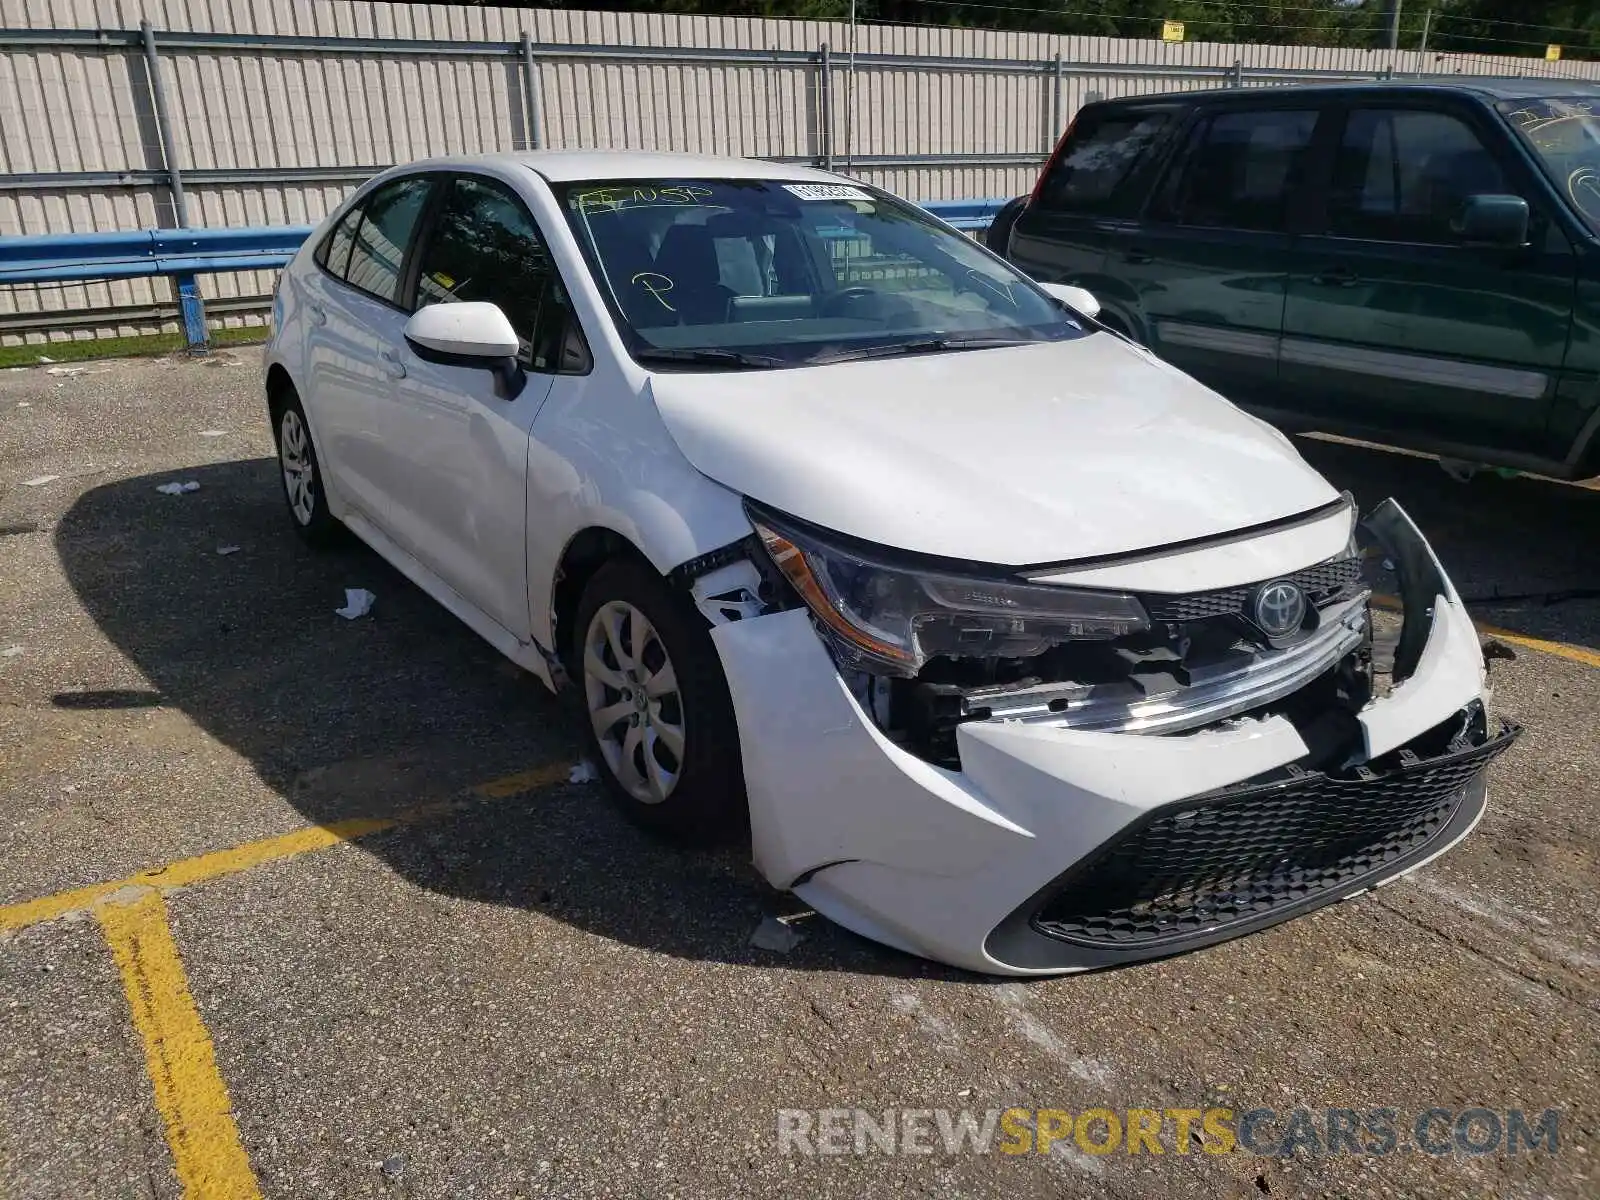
[1439, 458, 1480, 484]
[17, 401, 31, 408]
[155, 481, 201, 495]
[45, 365, 98, 378]
[0, 645, 22, 658]
[198, 430, 227, 438]
[22, 475, 59, 487]
[335, 587, 376, 619]
[216, 544, 241, 556]
[568, 760, 599, 784]
[749, 916, 804, 954]
[36, 354, 55, 364]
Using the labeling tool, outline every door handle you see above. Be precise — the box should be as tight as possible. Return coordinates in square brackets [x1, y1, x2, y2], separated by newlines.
[379, 350, 407, 380]
[1124, 247, 1153, 264]
[308, 302, 327, 327]
[1311, 266, 1360, 287]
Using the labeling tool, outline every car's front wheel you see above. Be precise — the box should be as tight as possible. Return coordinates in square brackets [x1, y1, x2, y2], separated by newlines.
[572, 559, 747, 843]
[273, 390, 340, 546]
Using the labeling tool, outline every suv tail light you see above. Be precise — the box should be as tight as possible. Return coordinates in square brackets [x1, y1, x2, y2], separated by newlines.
[1030, 114, 1078, 206]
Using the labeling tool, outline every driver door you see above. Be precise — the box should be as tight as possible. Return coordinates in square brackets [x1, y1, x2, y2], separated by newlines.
[381, 174, 573, 638]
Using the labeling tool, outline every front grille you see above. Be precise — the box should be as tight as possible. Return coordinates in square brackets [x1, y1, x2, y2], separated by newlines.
[1033, 723, 1516, 948]
[1143, 557, 1363, 624]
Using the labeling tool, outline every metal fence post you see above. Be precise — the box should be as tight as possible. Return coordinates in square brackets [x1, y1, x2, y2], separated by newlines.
[1232, 59, 1244, 87]
[1049, 51, 1063, 149]
[521, 31, 543, 151]
[819, 43, 833, 171]
[140, 19, 206, 350]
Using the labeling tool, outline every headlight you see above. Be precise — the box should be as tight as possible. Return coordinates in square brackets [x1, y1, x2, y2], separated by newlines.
[747, 505, 1149, 677]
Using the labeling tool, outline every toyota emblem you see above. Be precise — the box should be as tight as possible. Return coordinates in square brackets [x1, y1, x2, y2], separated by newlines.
[1252, 580, 1307, 639]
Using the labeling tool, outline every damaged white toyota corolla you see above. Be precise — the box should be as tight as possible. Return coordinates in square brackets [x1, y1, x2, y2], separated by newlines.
[265, 152, 1516, 975]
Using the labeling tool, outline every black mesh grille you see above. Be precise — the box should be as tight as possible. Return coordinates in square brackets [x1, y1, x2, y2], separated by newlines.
[1033, 727, 1515, 948]
[1143, 557, 1363, 624]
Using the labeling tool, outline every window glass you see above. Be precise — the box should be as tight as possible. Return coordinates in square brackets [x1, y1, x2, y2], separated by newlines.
[1034, 109, 1172, 213]
[1500, 97, 1600, 233]
[1330, 109, 1512, 243]
[414, 176, 555, 358]
[557, 179, 1084, 369]
[343, 177, 432, 304]
[1160, 110, 1318, 232]
[318, 207, 361, 277]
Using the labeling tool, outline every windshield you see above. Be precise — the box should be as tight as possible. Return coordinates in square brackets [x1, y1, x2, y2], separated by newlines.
[554, 178, 1084, 368]
[1499, 97, 1600, 232]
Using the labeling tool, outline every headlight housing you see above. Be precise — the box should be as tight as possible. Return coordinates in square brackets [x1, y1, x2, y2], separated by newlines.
[747, 504, 1149, 677]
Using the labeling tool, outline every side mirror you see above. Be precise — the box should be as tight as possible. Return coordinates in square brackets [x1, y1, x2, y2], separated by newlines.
[1455, 194, 1529, 248]
[403, 301, 521, 363]
[1037, 281, 1101, 320]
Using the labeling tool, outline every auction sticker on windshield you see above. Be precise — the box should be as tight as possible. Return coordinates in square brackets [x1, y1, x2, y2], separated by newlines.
[784, 183, 872, 201]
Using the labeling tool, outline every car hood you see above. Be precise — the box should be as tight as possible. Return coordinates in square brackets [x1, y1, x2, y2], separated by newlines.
[648, 333, 1341, 566]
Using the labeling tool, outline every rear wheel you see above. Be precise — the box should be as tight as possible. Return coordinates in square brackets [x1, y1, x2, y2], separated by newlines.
[984, 195, 1028, 257]
[573, 559, 746, 843]
[274, 391, 340, 547]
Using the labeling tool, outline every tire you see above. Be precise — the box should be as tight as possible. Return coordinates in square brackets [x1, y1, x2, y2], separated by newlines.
[572, 559, 747, 844]
[273, 389, 341, 547]
[984, 195, 1028, 257]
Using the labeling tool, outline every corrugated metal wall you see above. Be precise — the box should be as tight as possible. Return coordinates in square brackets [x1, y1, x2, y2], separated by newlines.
[3, 0, 1596, 345]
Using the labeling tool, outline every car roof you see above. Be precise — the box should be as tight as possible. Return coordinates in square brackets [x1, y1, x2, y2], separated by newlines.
[393, 150, 850, 185]
[1099, 76, 1600, 107]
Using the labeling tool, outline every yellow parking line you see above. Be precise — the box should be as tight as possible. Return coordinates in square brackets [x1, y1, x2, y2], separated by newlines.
[1372, 594, 1598, 671]
[0, 760, 571, 934]
[97, 887, 263, 1200]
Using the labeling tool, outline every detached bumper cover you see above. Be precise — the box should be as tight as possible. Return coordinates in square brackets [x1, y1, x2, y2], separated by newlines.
[710, 500, 1509, 975]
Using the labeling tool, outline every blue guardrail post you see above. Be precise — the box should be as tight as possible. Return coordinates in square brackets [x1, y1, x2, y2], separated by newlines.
[175, 272, 208, 350]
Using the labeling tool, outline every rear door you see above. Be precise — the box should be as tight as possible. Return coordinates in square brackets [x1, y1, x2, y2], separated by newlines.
[303, 175, 435, 525]
[1279, 99, 1574, 453]
[1007, 102, 1182, 299]
[1104, 103, 1325, 407]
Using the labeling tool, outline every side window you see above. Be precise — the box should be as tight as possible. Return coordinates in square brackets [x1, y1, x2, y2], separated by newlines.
[1155, 109, 1319, 232]
[343, 177, 432, 305]
[1034, 108, 1173, 214]
[316, 206, 361, 277]
[1329, 108, 1513, 244]
[413, 176, 558, 365]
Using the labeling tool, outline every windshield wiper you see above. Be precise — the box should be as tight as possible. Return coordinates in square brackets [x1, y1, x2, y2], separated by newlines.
[633, 347, 786, 370]
[805, 335, 1038, 365]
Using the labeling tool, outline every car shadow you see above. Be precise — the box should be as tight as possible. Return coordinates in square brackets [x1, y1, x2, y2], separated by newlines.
[54, 458, 957, 980]
[1294, 436, 1600, 654]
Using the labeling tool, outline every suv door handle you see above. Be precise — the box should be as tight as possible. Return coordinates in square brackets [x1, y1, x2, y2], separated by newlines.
[1311, 266, 1360, 287]
[308, 302, 327, 327]
[1124, 247, 1153, 264]
[379, 350, 407, 380]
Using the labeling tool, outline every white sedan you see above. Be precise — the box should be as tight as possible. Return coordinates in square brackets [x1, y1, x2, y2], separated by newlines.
[264, 151, 1515, 975]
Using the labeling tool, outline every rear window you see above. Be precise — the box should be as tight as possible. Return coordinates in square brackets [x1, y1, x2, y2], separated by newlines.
[1033, 108, 1174, 213]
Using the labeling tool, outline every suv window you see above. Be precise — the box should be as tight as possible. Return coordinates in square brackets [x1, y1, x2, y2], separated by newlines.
[342, 177, 433, 305]
[1154, 109, 1318, 232]
[1330, 108, 1513, 244]
[412, 175, 573, 372]
[1035, 108, 1173, 213]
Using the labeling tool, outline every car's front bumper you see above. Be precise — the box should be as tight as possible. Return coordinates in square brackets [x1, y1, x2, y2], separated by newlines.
[709, 502, 1515, 976]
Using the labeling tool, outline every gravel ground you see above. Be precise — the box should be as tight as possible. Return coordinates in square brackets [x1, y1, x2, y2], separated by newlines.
[0, 352, 1595, 1199]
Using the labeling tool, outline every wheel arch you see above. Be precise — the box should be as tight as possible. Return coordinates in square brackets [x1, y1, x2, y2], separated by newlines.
[550, 525, 657, 676]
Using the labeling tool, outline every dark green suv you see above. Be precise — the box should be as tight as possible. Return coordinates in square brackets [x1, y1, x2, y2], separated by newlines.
[1001, 79, 1600, 481]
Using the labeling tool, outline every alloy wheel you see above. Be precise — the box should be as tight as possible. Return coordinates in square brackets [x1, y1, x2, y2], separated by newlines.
[583, 600, 686, 804]
[279, 408, 316, 526]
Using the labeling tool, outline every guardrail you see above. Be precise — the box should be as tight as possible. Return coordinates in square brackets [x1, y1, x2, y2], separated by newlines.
[0, 198, 1010, 350]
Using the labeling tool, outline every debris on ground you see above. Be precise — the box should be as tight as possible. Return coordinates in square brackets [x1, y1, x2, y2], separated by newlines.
[22, 475, 59, 487]
[568, 760, 599, 784]
[198, 429, 227, 437]
[35, 354, 54, 363]
[0, 645, 22, 658]
[379, 1155, 407, 1183]
[1439, 458, 1480, 483]
[1483, 639, 1518, 663]
[154, 481, 201, 495]
[45, 366, 101, 378]
[749, 916, 804, 954]
[16, 401, 30, 408]
[216, 545, 241, 556]
[335, 588, 377, 619]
